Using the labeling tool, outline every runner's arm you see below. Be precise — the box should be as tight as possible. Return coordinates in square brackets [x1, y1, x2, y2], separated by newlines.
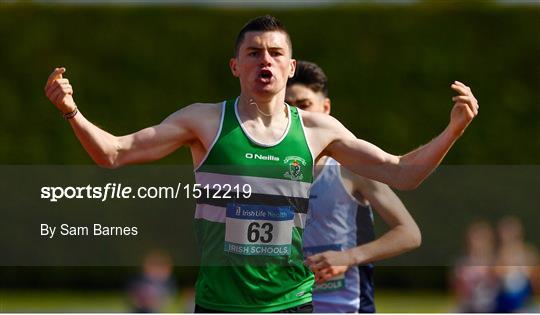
[68, 109, 196, 168]
[323, 82, 478, 190]
[45, 67, 198, 168]
[346, 177, 421, 264]
[305, 176, 420, 283]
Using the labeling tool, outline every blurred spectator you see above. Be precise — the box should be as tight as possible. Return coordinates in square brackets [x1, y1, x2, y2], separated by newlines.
[492, 216, 539, 312]
[452, 220, 498, 312]
[180, 286, 196, 313]
[453, 217, 540, 313]
[128, 250, 176, 313]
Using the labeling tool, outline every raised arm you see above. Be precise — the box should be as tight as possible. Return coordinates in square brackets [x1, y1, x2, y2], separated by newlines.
[317, 81, 478, 190]
[44, 67, 203, 168]
[305, 174, 421, 284]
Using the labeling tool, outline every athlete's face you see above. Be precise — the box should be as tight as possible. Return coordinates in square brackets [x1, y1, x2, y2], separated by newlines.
[285, 84, 331, 114]
[230, 31, 295, 98]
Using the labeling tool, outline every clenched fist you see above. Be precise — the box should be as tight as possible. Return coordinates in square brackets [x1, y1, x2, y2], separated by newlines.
[305, 250, 352, 284]
[45, 67, 76, 114]
[449, 81, 479, 136]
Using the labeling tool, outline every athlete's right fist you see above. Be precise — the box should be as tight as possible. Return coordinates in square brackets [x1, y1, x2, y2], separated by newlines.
[45, 67, 76, 113]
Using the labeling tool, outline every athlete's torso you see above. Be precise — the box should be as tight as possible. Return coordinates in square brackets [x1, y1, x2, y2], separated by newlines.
[194, 98, 315, 312]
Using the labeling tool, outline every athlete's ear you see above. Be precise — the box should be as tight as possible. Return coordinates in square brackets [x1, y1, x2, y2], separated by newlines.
[289, 59, 296, 78]
[230, 58, 239, 77]
[323, 98, 331, 115]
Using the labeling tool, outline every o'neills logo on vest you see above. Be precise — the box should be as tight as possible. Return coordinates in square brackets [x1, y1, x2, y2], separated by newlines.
[283, 156, 306, 180]
[245, 153, 280, 162]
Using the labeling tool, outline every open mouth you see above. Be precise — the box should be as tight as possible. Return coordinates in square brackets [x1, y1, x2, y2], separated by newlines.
[258, 69, 273, 83]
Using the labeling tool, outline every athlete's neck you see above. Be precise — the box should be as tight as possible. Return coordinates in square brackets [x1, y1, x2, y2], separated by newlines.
[238, 93, 287, 124]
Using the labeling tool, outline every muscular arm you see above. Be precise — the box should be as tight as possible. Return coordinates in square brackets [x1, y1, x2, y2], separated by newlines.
[67, 108, 197, 168]
[346, 175, 421, 264]
[305, 173, 421, 283]
[44, 67, 214, 168]
[306, 82, 479, 190]
[327, 123, 458, 190]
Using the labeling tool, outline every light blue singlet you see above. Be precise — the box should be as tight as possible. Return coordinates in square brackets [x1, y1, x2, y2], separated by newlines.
[303, 157, 375, 313]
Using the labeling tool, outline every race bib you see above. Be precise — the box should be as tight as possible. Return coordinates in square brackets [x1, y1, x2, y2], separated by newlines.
[304, 244, 346, 293]
[224, 203, 294, 257]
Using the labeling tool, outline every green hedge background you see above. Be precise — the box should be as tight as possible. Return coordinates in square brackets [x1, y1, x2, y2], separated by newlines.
[1, 3, 538, 165]
[0, 3, 538, 289]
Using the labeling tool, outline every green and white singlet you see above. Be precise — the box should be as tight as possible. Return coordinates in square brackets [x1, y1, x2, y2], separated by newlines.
[194, 98, 315, 312]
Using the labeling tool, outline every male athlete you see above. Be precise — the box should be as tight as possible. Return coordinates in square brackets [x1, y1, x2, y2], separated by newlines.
[45, 15, 478, 313]
[286, 61, 422, 313]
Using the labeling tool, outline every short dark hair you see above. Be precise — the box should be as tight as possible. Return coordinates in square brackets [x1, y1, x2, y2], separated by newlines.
[287, 60, 328, 97]
[234, 15, 292, 56]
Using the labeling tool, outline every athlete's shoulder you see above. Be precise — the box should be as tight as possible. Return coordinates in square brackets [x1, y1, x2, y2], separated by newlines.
[180, 102, 223, 115]
[297, 108, 341, 130]
[164, 102, 223, 123]
[297, 109, 354, 160]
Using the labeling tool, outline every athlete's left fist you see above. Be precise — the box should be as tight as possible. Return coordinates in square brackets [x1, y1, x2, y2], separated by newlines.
[305, 251, 351, 284]
[449, 81, 479, 137]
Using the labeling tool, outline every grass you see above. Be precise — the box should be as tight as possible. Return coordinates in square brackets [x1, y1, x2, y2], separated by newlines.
[0, 289, 186, 313]
[0, 288, 459, 313]
[375, 290, 454, 313]
[3, 288, 538, 313]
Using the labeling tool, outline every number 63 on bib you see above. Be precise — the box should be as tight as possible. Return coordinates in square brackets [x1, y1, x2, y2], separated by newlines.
[224, 203, 294, 256]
